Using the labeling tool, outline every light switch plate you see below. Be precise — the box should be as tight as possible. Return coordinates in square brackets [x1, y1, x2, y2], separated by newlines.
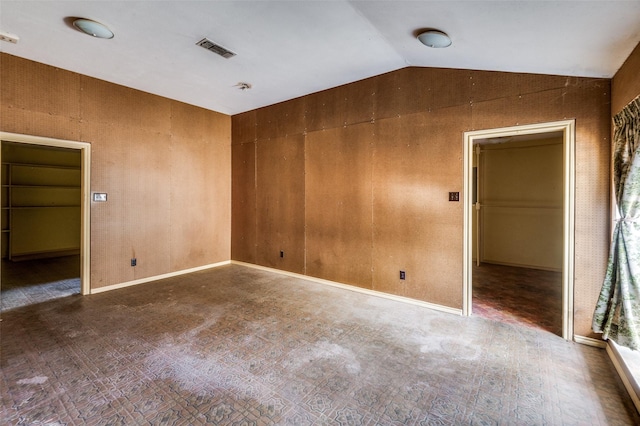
[93, 193, 107, 202]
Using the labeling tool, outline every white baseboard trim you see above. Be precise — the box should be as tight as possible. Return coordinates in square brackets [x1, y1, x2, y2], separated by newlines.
[606, 341, 640, 413]
[231, 261, 463, 316]
[90, 260, 231, 294]
[574, 335, 606, 348]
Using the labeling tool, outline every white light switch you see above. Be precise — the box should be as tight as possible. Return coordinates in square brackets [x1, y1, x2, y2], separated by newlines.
[93, 193, 107, 202]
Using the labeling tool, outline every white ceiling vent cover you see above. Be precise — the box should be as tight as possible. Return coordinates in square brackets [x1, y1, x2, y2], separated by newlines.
[196, 38, 236, 59]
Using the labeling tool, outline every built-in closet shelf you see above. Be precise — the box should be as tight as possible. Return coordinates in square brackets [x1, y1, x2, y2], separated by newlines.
[6, 184, 81, 188]
[11, 187, 81, 207]
[2, 161, 81, 260]
[11, 206, 81, 209]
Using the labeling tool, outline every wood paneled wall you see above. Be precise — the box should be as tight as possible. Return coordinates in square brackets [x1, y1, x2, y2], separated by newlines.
[232, 67, 611, 338]
[0, 53, 231, 290]
[0, 51, 617, 337]
[612, 41, 640, 114]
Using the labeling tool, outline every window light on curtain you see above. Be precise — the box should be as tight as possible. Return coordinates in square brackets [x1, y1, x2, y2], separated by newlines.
[593, 95, 640, 350]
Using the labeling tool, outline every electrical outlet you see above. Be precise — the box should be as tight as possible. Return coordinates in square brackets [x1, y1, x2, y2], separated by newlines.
[280, 250, 284, 258]
[449, 192, 460, 202]
[131, 258, 137, 267]
[400, 270, 406, 280]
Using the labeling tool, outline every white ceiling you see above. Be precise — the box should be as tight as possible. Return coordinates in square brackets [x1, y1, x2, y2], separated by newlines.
[1, 1, 639, 115]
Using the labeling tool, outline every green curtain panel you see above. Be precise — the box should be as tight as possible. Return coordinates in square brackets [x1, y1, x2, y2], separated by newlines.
[593, 95, 640, 350]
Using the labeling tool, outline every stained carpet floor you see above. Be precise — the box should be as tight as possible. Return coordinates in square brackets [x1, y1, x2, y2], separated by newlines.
[1, 264, 638, 425]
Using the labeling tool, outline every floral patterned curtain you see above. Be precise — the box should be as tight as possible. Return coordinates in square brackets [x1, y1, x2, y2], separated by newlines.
[593, 95, 640, 350]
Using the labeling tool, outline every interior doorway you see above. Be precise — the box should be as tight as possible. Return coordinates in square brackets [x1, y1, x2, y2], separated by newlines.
[0, 132, 91, 310]
[471, 134, 564, 335]
[463, 120, 575, 340]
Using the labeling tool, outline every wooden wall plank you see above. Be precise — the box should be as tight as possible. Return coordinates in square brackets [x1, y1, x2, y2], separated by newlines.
[80, 76, 172, 132]
[256, 135, 305, 273]
[0, 111, 81, 141]
[305, 124, 373, 288]
[375, 68, 431, 120]
[82, 123, 172, 285]
[469, 69, 571, 105]
[256, 97, 305, 140]
[372, 108, 468, 307]
[304, 89, 348, 133]
[424, 68, 472, 111]
[231, 142, 257, 263]
[170, 102, 231, 270]
[1, 55, 81, 119]
[343, 77, 376, 126]
[232, 110, 257, 145]
[612, 41, 640, 114]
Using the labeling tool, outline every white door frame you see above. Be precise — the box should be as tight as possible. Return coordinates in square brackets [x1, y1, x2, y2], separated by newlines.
[463, 120, 575, 340]
[0, 132, 91, 295]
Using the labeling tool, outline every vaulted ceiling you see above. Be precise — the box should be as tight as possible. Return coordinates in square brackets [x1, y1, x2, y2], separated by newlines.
[1, 1, 639, 115]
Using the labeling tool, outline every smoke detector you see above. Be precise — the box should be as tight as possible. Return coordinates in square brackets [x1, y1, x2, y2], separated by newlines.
[0, 31, 19, 44]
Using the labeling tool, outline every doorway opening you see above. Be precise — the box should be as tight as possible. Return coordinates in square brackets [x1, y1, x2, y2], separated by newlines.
[463, 120, 575, 340]
[0, 132, 90, 311]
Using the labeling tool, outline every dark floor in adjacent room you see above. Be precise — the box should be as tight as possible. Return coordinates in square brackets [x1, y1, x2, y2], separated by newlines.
[1, 264, 638, 425]
[472, 263, 563, 336]
[1, 255, 81, 312]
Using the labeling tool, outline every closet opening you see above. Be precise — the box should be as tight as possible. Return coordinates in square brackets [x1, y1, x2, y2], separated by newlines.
[0, 132, 90, 312]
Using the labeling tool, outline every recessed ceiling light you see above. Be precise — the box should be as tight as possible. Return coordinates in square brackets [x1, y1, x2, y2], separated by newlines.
[417, 30, 451, 48]
[73, 18, 114, 39]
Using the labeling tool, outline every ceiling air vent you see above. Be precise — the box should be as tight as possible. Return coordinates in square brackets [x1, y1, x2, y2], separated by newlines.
[196, 38, 236, 59]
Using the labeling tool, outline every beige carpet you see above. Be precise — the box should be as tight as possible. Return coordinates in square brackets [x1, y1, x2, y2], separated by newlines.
[1, 264, 638, 425]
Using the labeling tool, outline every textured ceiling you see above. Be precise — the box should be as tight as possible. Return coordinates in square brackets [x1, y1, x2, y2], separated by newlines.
[1, 1, 639, 115]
